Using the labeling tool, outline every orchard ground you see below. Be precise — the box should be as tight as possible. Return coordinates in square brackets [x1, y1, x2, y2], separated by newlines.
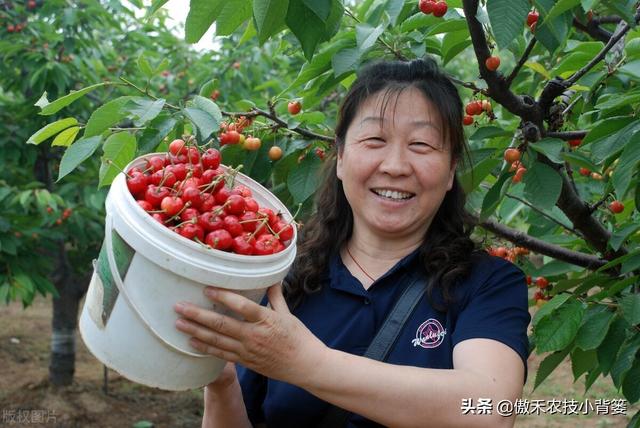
[0, 293, 635, 428]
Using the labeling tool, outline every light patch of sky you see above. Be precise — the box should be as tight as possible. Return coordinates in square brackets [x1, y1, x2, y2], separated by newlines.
[163, 0, 218, 52]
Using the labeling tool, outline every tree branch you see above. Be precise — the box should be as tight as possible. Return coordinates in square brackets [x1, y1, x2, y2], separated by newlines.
[572, 17, 612, 43]
[545, 130, 588, 140]
[473, 216, 607, 269]
[505, 38, 536, 88]
[221, 109, 334, 143]
[462, 0, 541, 123]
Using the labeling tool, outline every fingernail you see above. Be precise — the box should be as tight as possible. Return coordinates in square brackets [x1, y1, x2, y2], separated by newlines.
[204, 287, 217, 298]
[174, 302, 186, 312]
[175, 318, 186, 328]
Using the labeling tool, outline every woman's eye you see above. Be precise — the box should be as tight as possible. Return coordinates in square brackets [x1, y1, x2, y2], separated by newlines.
[411, 142, 435, 150]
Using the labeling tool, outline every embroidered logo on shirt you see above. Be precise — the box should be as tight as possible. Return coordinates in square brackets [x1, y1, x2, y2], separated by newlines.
[411, 318, 446, 349]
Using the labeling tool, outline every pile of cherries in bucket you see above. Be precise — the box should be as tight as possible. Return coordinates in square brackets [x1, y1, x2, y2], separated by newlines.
[125, 139, 295, 255]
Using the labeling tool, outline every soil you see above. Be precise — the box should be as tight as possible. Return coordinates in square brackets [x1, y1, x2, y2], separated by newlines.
[0, 296, 636, 427]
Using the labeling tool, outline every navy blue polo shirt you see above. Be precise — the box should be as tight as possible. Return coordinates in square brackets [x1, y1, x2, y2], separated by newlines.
[237, 250, 531, 427]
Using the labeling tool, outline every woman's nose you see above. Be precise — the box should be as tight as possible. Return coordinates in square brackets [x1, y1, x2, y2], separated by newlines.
[378, 142, 412, 177]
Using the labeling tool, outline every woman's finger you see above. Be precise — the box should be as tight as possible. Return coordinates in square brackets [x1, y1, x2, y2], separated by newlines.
[267, 283, 289, 313]
[174, 302, 244, 338]
[189, 337, 239, 362]
[175, 317, 242, 354]
[203, 287, 267, 323]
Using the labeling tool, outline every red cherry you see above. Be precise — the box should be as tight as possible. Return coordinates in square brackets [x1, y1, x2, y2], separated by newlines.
[224, 194, 246, 215]
[465, 101, 483, 116]
[200, 193, 216, 212]
[233, 234, 255, 255]
[257, 208, 277, 225]
[182, 187, 202, 209]
[127, 172, 148, 196]
[145, 186, 171, 208]
[205, 229, 233, 250]
[232, 185, 252, 198]
[609, 200, 624, 214]
[254, 234, 277, 255]
[579, 167, 591, 176]
[504, 148, 521, 163]
[535, 277, 549, 289]
[187, 147, 200, 164]
[287, 101, 302, 115]
[137, 200, 153, 211]
[198, 212, 224, 232]
[239, 211, 259, 232]
[223, 215, 243, 237]
[485, 56, 501, 71]
[533, 290, 545, 301]
[527, 11, 539, 26]
[177, 223, 204, 241]
[152, 213, 167, 224]
[146, 156, 166, 172]
[244, 197, 259, 212]
[169, 139, 187, 156]
[180, 207, 200, 223]
[201, 148, 221, 170]
[214, 188, 231, 205]
[167, 163, 187, 181]
[161, 196, 185, 217]
[568, 139, 582, 148]
[273, 221, 294, 241]
[432, 1, 447, 17]
[226, 131, 241, 145]
[419, 0, 435, 14]
[526, 275, 532, 286]
[463, 115, 474, 126]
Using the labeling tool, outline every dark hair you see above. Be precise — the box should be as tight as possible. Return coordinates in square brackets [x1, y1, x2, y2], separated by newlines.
[284, 58, 479, 311]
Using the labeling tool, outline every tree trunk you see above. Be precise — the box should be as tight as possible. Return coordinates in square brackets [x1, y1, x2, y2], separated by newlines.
[48, 242, 89, 386]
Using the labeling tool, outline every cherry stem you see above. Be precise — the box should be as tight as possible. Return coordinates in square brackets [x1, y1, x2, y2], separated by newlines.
[105, 159, 133, 180]
[163, 201, 192, 224]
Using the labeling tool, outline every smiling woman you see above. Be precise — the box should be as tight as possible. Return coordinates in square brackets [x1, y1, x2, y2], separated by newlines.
[173, 58, 531, 428]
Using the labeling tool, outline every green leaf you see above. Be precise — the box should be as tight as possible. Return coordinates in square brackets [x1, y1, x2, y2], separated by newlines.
[99, 133, 137, 187]
[199, 79, 218, 98]
[137, 115, 177, 154]
[621, 294, 640, 326]
[253, 0, 290, 43]
[597, 316, 629, 375]
[591, 120, 640, 164]
[287, 154, 322, 204]
[125, 98, 166, 127]
[575, 307, 614, 350]
[137, 53, 154, 78]
[571, 347, 598, 380]
[440, 30, 471, 65]
[286, 0, 327, 59]
[534, 298, 584, 353]
[185, 0, 224, 43]
[596, 87, 640, 111]
[612, 132, 640, 198]
[523, 162, 562, 210]
[534, 4, 572, 53]
[459, 157, 501, 194]
[146, 0, 169, 18]
[486, 0, 530, 50]
[561, 151, 598, 172]
[601, 0, 637, 27]
[545, 0, 580, 21]
[609, 223, 640, 251]
[51, 126, 80, 147]
[469, 126, 511, 141]
[57, 136, 102, 182]
[480, 172, 510, 221]
[532, 293, 572, 326]
[622, 359, 640, 404]
[303, 0, 331, 21]
[84, 96, 133, 138]
[611, 335, 640, 388]
[534, 346, 572, 391]
[355, 23, 385, 54]
[529, 138, 564, 164]
[287, 37, 353, 90]
[26, 118, 78, 145]
[37, 83, 112, 116]
[332, 47, 361, 77]
[524, 61, 552, 79]
[216, 0, 253, 36]
[183, 97, 222, 140]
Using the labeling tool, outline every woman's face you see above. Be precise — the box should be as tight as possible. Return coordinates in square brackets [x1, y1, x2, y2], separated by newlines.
[337, 87, 457, 241]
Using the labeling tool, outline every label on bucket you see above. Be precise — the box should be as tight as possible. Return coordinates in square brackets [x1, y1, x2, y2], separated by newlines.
[94, 229, 135, 327]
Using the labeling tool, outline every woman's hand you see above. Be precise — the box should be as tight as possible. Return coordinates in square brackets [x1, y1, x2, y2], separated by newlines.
[174, 283, 328, 385]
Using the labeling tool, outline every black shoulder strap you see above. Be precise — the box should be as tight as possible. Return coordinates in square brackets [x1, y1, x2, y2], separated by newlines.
[316, 271, 429, 428]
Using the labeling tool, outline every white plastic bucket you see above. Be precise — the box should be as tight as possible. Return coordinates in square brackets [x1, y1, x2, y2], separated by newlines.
[79, 153, 297, 391]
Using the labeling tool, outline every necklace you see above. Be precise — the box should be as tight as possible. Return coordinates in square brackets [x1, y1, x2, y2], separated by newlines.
[346, 245, 376, 282]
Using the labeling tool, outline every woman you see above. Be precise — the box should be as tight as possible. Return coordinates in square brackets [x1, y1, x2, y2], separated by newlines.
[174, 58, 531, 427]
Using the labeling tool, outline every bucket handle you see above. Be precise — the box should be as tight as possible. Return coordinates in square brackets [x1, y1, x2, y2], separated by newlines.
[104, 214, 210, 359]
